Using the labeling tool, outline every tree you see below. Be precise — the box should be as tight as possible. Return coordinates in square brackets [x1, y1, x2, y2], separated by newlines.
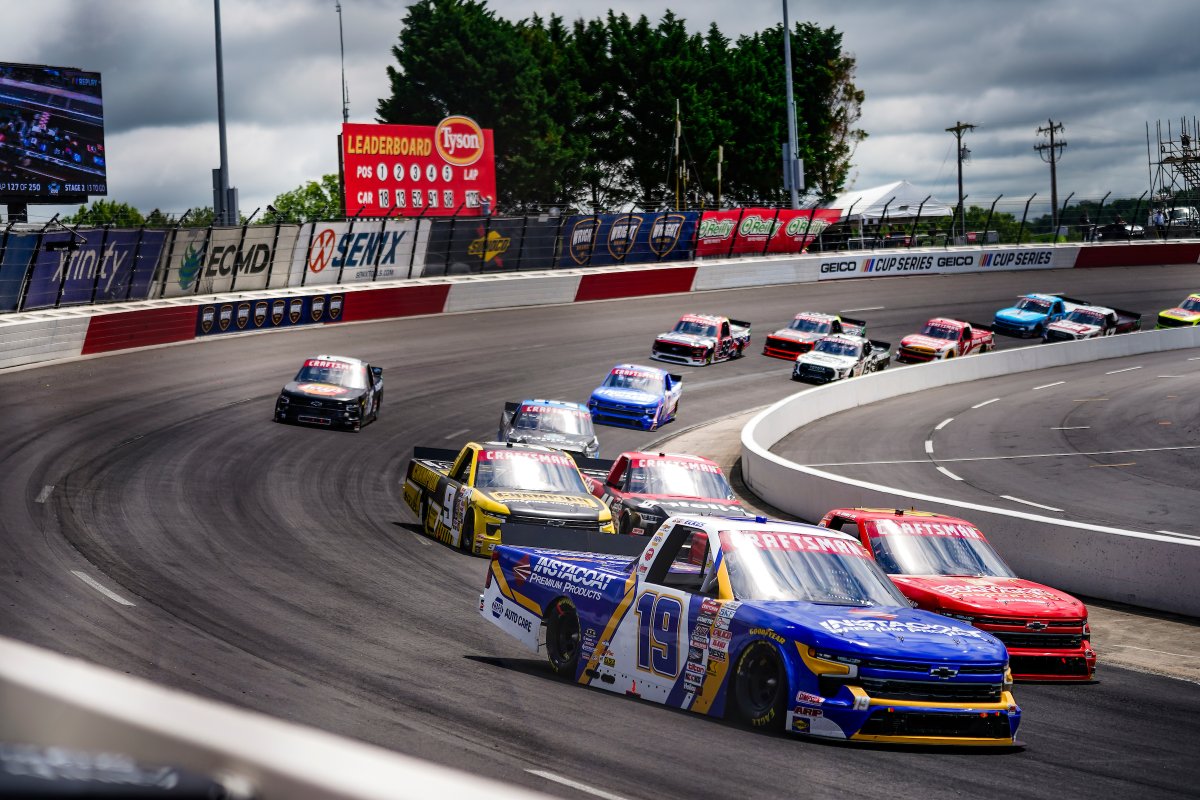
[266, 174, 342, 223]
[63, 199, 145, 227]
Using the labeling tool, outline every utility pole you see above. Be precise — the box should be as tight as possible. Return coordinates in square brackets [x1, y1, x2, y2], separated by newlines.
[336, 1, 349, 123]
[1035, 120, 1067, 234]
[945, 121, 975, 241]
[781, 0, 801, 209]
[211, 0, 237, 226]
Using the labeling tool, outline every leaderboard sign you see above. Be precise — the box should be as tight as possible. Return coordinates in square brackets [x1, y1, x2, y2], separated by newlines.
[341, 117, 496, 218]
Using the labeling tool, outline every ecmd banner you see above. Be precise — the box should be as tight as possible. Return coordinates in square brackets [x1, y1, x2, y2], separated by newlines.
[22, 229, 167, 309]
[695, 208, 841, 257]
[195, 292, 345, 337]
[0, 233, 38, 312]
[556, 212, 697, 268]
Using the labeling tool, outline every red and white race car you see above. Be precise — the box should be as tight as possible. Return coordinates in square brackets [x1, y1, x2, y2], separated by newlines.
[650, 313, 751, 366]
[896, 317, 994, 363]
[818, 507, 1096, 681]
[761, 312, 866, 360]
[579, 451, 743, 536]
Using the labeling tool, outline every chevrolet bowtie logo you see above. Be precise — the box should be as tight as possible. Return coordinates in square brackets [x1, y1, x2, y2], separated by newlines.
[930, 666, 959, 679]
[1026, 621, 1048, 631]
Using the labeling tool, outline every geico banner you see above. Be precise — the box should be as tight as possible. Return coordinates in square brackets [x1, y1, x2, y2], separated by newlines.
[815, 247, 1074, 280]
[695, 208, 840, 257]
[290, 220, 422, 286]
[21, 229, 166, 309]
[0, 233, 38, 311]
[194, 292, 345, 337]
[556, 212, 697, 268]
[341, 117, 497, 218]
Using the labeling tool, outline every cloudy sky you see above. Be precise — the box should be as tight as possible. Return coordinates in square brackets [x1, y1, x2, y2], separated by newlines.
[3, 0, 1197, 223]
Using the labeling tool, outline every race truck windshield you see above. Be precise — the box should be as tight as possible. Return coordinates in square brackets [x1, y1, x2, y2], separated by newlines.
[1016, 297, 1052, 313]
[1065, 309, 1106, 326]
[514, 406, 593, 436]
[788, 316, 831, 333]
[813, 339, 860, 358]
[474, 450, 588, 493]
[920, 323, 960, 340]
[603, 369, 664, 393]
[627, 459, 735, 499]
[1181, 297, 1200, 312]
[295, 360, 365, 388]
[720, 530, 909, 606]
[673, 319, 717, 337]
[866, 519, 1017, 578]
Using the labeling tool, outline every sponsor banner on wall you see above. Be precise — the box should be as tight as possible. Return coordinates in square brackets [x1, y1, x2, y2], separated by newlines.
[159, 228, 211, 298]
[289, 220, 422, 286]
[815, 247, 1072, 280]
[194, 292, 345, 337]
[0, 233, 38, 311]
[341, 116, 497, 218]
[556, 212, 698, 268]
[424, 216, 539, 275]
[21, 229, 167, 309]
[695, 208, 841, 257]
[157, 225, 299, 298]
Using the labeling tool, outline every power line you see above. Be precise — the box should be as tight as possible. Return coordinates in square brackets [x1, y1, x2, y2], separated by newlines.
[1035, 119, 1067, 232]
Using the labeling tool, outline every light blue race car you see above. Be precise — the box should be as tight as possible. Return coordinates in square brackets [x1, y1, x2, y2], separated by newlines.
[587, 363, 682, 431]
[992, 293, 1086, 338]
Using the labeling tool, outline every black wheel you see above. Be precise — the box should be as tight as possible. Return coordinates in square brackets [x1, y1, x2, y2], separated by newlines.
[731, 641, 787, 729]
[618, 511, 635, 536]
[1033, 324, 1044, 339]
[545, 598, 580, 676]
[704, 348, 714, 365]
[460, 512, 475, 554]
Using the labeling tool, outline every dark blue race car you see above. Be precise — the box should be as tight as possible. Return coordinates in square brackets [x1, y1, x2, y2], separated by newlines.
[587, 363, 682, 431]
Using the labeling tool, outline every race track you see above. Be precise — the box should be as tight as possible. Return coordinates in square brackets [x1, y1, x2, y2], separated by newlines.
[1, 264, 1198, 799]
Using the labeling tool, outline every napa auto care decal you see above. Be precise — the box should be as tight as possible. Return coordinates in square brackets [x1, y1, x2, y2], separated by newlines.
[341, 117, 497, 218]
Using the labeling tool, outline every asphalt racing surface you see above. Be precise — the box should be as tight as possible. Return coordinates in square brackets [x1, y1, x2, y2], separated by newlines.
[2, 264, 1199, 800]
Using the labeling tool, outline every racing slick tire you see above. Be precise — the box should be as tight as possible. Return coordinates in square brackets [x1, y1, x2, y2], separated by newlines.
[460, 513, 476, 554]
[731, 640, 787, 730]
[618, 511, 636, 537]
[545, 597, 581, 677]
[704, 348, 714, 366]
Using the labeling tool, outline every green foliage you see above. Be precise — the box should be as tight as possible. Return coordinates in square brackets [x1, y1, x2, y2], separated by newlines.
[266, 174, 343, 223]
[377, 1, 865, 209]
[63, 199, 146, 227]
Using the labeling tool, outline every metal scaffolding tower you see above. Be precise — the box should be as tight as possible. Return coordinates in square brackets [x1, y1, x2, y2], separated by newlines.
[1148, 117, 1200, 207]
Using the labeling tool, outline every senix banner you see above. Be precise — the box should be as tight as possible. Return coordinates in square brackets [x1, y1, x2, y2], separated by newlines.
[815, 247, 1073, 280]
[289, 219, 422, 286]
[0, 233, 38, 311]
[695, 208, 841, 257]
[21, 229, 167, 309]
[194, 291, 345, 337]
[341, 116, 497, 218]
[556, 212, 698, 267]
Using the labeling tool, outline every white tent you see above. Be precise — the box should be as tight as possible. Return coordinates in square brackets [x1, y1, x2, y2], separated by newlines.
[826, 180, 954, 222]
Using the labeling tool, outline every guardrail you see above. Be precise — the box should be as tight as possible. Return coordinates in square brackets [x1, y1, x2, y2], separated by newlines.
[740, 328, 1200, 617]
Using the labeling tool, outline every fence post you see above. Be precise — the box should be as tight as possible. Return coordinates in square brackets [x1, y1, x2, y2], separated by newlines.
[907, 196, 930, 248]
[229, 219, 251, 292]
[726, 207, 746, 259]
[1016, 193, 1037, 245]
[760, 207, 783, 257]
[124, 224, 148, 300]
[983, 195, 1002, 246]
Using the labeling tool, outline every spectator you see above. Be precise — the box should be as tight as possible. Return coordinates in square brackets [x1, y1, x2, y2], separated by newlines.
[1153, 208, 1168, 239]
[1080, 211, 1093, 242]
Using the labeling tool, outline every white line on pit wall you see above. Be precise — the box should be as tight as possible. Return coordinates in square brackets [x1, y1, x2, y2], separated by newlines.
[526, 770, 635, 800]
[924, 440, 934, 454]
[936, 466, 963, 481]
[935, 417, 954, 431]
[1033, 381, 1065, 390]
[1000, 495, 1063, 513]
[35, 485, 54, 503]
[971, 398, 999, 409]
[839, 306, 884, 313]
[71, 571, 135, 606]
[1105, 366, 1142, 375]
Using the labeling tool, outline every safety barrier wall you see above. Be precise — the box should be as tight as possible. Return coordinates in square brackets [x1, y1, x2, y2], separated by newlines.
[740, 327, 1200, 617]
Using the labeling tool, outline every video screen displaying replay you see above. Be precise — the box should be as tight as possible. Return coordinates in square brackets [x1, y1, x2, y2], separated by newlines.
[0, 62, 107, 201]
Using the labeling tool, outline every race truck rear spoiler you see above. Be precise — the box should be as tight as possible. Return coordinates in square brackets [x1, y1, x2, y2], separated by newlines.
[730, 318, 752, 329]
[1058, 295, 1090, 306]
[413, 445, 461, 462]
[842, 316, 867, 335]
[1112, 307, 1143, 325]
[869, 339, 891, 351]
[500, 522, 650, 556]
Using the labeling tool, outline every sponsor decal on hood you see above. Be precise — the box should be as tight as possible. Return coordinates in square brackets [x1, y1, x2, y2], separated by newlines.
[901, 335, 952, 350]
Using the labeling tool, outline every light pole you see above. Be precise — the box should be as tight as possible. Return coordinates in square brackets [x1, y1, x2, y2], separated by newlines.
[946, 121, 975, 240]
[336, 1, 349, 123]
[781, 0, 801, 209]
[212, 0, 237, 225]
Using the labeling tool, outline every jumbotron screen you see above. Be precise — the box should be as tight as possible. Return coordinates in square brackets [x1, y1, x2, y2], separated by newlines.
[0, 62, 107, 202]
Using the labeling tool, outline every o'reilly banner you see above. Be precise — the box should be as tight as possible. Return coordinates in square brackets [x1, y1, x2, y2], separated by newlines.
[695, 208, 841, 257]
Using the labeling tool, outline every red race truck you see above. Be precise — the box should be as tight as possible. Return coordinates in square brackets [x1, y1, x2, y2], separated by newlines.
[896, 317, 994, 363]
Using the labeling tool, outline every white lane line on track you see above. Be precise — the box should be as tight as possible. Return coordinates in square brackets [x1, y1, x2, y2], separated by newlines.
[971, 398, 999, 409]
[924, 440, 934, 454]
[1188, 357, 1200, 361]
[1000, 495, 1063, 512]
[1108, 644, 1200, 660]
[526, 770, 635, 800]
[1158, 375, 1185, 378]
[936, 466, 963, 481]
[935, 417, 954, 430]
[35, 485, 54, 503]
[1105, 366, 1142, 374]
[1033, 381, 1065, 390]
[1052, 426, 1090, 430]
[1156, 530, 1200, 540]
[839, 306, 884, 313]
[71, 571, 135, 606]
[443, 428, 470, 440]
[803, 443, 1200, 467]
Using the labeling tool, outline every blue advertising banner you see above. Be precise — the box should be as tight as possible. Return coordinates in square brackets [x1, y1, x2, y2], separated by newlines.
[556, 212, 698, 268]
[195, 292, 345, 337]
[0, 233, 38, 312]
[21, 229, 169, 309]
